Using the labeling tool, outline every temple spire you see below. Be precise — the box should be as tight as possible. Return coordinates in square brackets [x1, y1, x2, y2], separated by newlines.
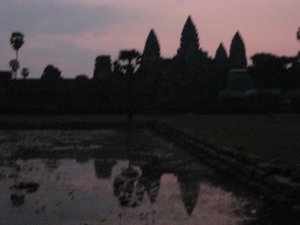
[142, 29, 161, 64]
[229, 31, 247, 69]
[177, 16, 199, 58]
[214, 43, 228, 62]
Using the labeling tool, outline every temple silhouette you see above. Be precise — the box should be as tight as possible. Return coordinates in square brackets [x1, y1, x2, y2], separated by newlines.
[1, 16, 300, 113]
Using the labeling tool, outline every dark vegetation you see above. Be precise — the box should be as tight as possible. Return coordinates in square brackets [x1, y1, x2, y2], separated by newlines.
[0, 18, 299, 114]
[9, 32, 24, 79]
[159, 114, 300, 169]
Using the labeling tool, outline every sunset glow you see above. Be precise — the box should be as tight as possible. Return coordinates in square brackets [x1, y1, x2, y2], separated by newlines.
[0, 0, 299, 77]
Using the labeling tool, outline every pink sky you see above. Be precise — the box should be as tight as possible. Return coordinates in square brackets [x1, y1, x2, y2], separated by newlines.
[0, 0, 299, 78]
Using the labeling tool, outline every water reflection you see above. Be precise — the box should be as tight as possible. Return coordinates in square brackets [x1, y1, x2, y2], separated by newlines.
[177, 171, 200, 215]
[113, 160, 162, 208]
[0, 129, 254, 225]
[0, 158, 252, 225]
[94, 159, 116, 179]
[43, 159, 60, 171]
[139, 163, 161, 204]
[113, 162, 144, 207]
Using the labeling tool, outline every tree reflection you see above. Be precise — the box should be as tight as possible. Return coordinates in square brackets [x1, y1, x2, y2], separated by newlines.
[113, 160, 163, 208]
[113, 159, 203, 216]
[113, 162, 144, 207]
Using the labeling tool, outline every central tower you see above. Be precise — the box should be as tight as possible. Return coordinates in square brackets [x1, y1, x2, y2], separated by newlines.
[176, 16, 200, 58]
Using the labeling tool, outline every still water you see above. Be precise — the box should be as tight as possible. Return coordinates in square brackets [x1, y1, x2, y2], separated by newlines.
[0, 129, 255, 225]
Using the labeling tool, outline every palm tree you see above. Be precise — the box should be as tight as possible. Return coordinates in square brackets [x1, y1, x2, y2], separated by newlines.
[10, 32, 24, 79]
[118, 50, 141, 75]
[21, 68, 29, 79]
[9, 59, 19, 75]
[115, 49, 141, 122]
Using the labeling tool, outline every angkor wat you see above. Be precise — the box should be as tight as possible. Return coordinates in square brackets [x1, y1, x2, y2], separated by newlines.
[0, 16, 299, 113]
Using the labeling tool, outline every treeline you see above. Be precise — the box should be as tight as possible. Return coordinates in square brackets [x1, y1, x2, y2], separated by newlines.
[0, 54, 299, 114]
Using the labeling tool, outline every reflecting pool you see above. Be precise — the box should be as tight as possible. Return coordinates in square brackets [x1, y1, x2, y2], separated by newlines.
[0, 129, 256, 225]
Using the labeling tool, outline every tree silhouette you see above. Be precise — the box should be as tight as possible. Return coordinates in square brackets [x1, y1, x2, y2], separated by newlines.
[93, 55, 112, 79]
[9, 60, 19, 75]
[297, 27, 300, 41]
[117, 50, 141, 74]
[229, 31, 247, 69]
[142, 29, 161, 67]
[10, 32, 24, 79]
[21, 68, 29, 79]
[75, 74, 89, 81]
[115, 49, 141, 122]
[177, 16, 199, 58]
[41, 64, 62, 81]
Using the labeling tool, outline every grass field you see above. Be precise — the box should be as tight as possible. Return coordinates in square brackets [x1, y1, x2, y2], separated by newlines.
[0, 114, 300, 168]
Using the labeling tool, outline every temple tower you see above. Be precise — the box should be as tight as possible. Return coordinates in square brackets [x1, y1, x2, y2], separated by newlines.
[229, 31, 247, 69]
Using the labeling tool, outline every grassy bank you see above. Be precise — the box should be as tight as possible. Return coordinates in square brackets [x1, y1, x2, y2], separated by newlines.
[0, 114, 299, 168]
[157, 114, 300, 169]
